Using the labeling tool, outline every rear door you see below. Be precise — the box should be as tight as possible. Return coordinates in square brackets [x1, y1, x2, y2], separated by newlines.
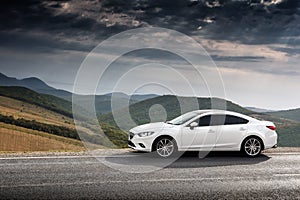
[214, 115, 249, 149]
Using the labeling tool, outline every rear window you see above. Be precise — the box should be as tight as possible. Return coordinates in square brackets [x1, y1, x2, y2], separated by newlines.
[225, 115, 249, 125]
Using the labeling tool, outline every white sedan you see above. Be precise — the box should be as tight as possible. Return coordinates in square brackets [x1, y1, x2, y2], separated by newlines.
[128, 110, 278, 157]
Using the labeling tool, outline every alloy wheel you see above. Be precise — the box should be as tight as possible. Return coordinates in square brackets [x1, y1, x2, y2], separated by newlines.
[244, 138, 262, 157]
[156, 138, 175, 157]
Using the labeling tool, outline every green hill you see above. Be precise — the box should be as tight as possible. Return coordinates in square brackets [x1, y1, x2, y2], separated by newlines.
[268, 108, 300, 122]
[99, 95, 254, 130]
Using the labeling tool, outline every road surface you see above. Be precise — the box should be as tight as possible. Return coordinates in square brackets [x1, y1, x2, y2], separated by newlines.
[1, 150, 300, 199]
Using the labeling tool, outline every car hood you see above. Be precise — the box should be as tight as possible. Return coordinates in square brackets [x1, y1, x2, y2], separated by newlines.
[130, 122, 175, 134]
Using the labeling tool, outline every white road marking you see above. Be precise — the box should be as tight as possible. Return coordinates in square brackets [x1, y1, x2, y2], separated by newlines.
[0, 155, 137, 160]
[275, 174, 300, 177]
[0, 177, 255, 188]
[266, 152, 300, 155]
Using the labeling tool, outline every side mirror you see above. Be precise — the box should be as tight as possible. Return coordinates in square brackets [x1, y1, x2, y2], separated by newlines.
[189, 122, 198, 129]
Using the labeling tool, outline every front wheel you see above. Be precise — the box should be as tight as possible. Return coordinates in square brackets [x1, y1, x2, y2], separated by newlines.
[154, 137, 177, 158]
[242, 137, 262, 157]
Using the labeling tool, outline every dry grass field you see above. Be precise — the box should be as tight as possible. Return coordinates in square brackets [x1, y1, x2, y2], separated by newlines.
[0, 123, 85, 152]
[0, 94, 125, 151]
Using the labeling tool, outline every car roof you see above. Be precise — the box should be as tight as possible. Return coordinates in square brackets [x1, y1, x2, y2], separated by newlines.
[191, 109, 256, 121]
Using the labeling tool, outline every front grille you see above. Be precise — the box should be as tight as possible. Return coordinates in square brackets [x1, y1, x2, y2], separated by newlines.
[129, 132, 134, 139]
[128, 140, 135, 147]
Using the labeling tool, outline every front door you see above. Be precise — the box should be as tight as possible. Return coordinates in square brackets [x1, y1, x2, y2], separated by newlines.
[180, 115, 217, 151]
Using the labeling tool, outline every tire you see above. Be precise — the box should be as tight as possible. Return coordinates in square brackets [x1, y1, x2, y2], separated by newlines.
[241, 137, 263, 157]
[153, 137, 177, 158]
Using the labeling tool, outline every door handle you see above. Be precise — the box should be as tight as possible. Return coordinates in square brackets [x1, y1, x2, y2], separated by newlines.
[240, 127, 247, 131]
[208, 129, 215, 133]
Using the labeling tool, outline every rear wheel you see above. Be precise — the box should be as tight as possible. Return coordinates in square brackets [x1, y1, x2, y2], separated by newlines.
[154, 137, 177, 158]
[242, 137, 262, 157]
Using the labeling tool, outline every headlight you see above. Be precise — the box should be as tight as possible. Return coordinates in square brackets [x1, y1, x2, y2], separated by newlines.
[137, 131, 155, 137]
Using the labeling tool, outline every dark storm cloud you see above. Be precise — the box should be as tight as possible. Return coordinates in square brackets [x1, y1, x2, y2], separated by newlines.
[0, 0, 299, 54]
[212, 55, 266, 62]
[0, 0, 129, 53]
[100, 0, 299, 45]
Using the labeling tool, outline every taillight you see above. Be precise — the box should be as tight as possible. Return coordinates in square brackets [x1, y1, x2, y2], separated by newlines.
[266, 125, 276, 131]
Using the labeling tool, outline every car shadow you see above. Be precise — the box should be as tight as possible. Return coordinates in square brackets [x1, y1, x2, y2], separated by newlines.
[103, 150, 270, 169]
[167, 151, 270, 168]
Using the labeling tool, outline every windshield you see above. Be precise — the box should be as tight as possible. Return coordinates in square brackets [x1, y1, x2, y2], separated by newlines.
[167, 111, 200, 125]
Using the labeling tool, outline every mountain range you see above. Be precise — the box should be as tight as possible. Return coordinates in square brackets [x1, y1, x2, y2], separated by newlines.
[0, 73, 71, 99]
[245, 107, 276, 113]
[1, 72, 299, 121]
[0, 73, 158, 114]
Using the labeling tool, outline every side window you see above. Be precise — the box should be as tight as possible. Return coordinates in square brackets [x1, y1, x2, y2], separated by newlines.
[225, 115, 249, 125]
[198, 115, 211, 126]
[198, 115, 225, 126]
[197, 114, 248, 126]
[211, 115, 226, 126]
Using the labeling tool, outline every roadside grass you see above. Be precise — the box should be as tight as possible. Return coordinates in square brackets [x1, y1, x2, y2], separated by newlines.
[0, 122, 85, 152]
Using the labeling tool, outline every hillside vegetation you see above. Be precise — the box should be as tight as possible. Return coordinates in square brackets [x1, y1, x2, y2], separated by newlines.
[0, 96, 74, 128]
[0, 86, 73, 118]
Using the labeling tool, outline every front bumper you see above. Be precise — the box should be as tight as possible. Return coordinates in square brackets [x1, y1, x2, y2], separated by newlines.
[128, 133, 154, 152]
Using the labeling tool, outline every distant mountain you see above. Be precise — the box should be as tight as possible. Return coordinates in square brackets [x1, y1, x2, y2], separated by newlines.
[104, 92, 158, 101]
[268, 108, 300, 122]
[0, 73, 72, 99]
[100, 93, 158, 114]
[71, 93, 158, 114]
[245, 107, 276, 113]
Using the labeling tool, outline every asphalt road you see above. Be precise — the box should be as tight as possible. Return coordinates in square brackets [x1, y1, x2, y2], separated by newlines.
[1, 150, 300, 200]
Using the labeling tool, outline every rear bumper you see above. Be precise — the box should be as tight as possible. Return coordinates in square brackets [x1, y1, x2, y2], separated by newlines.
[264, 131, 278, 150]
[272, 144, 278, 148]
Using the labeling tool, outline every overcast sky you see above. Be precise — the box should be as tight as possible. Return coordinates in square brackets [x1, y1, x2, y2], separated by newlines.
[0, 0, 299, 110]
